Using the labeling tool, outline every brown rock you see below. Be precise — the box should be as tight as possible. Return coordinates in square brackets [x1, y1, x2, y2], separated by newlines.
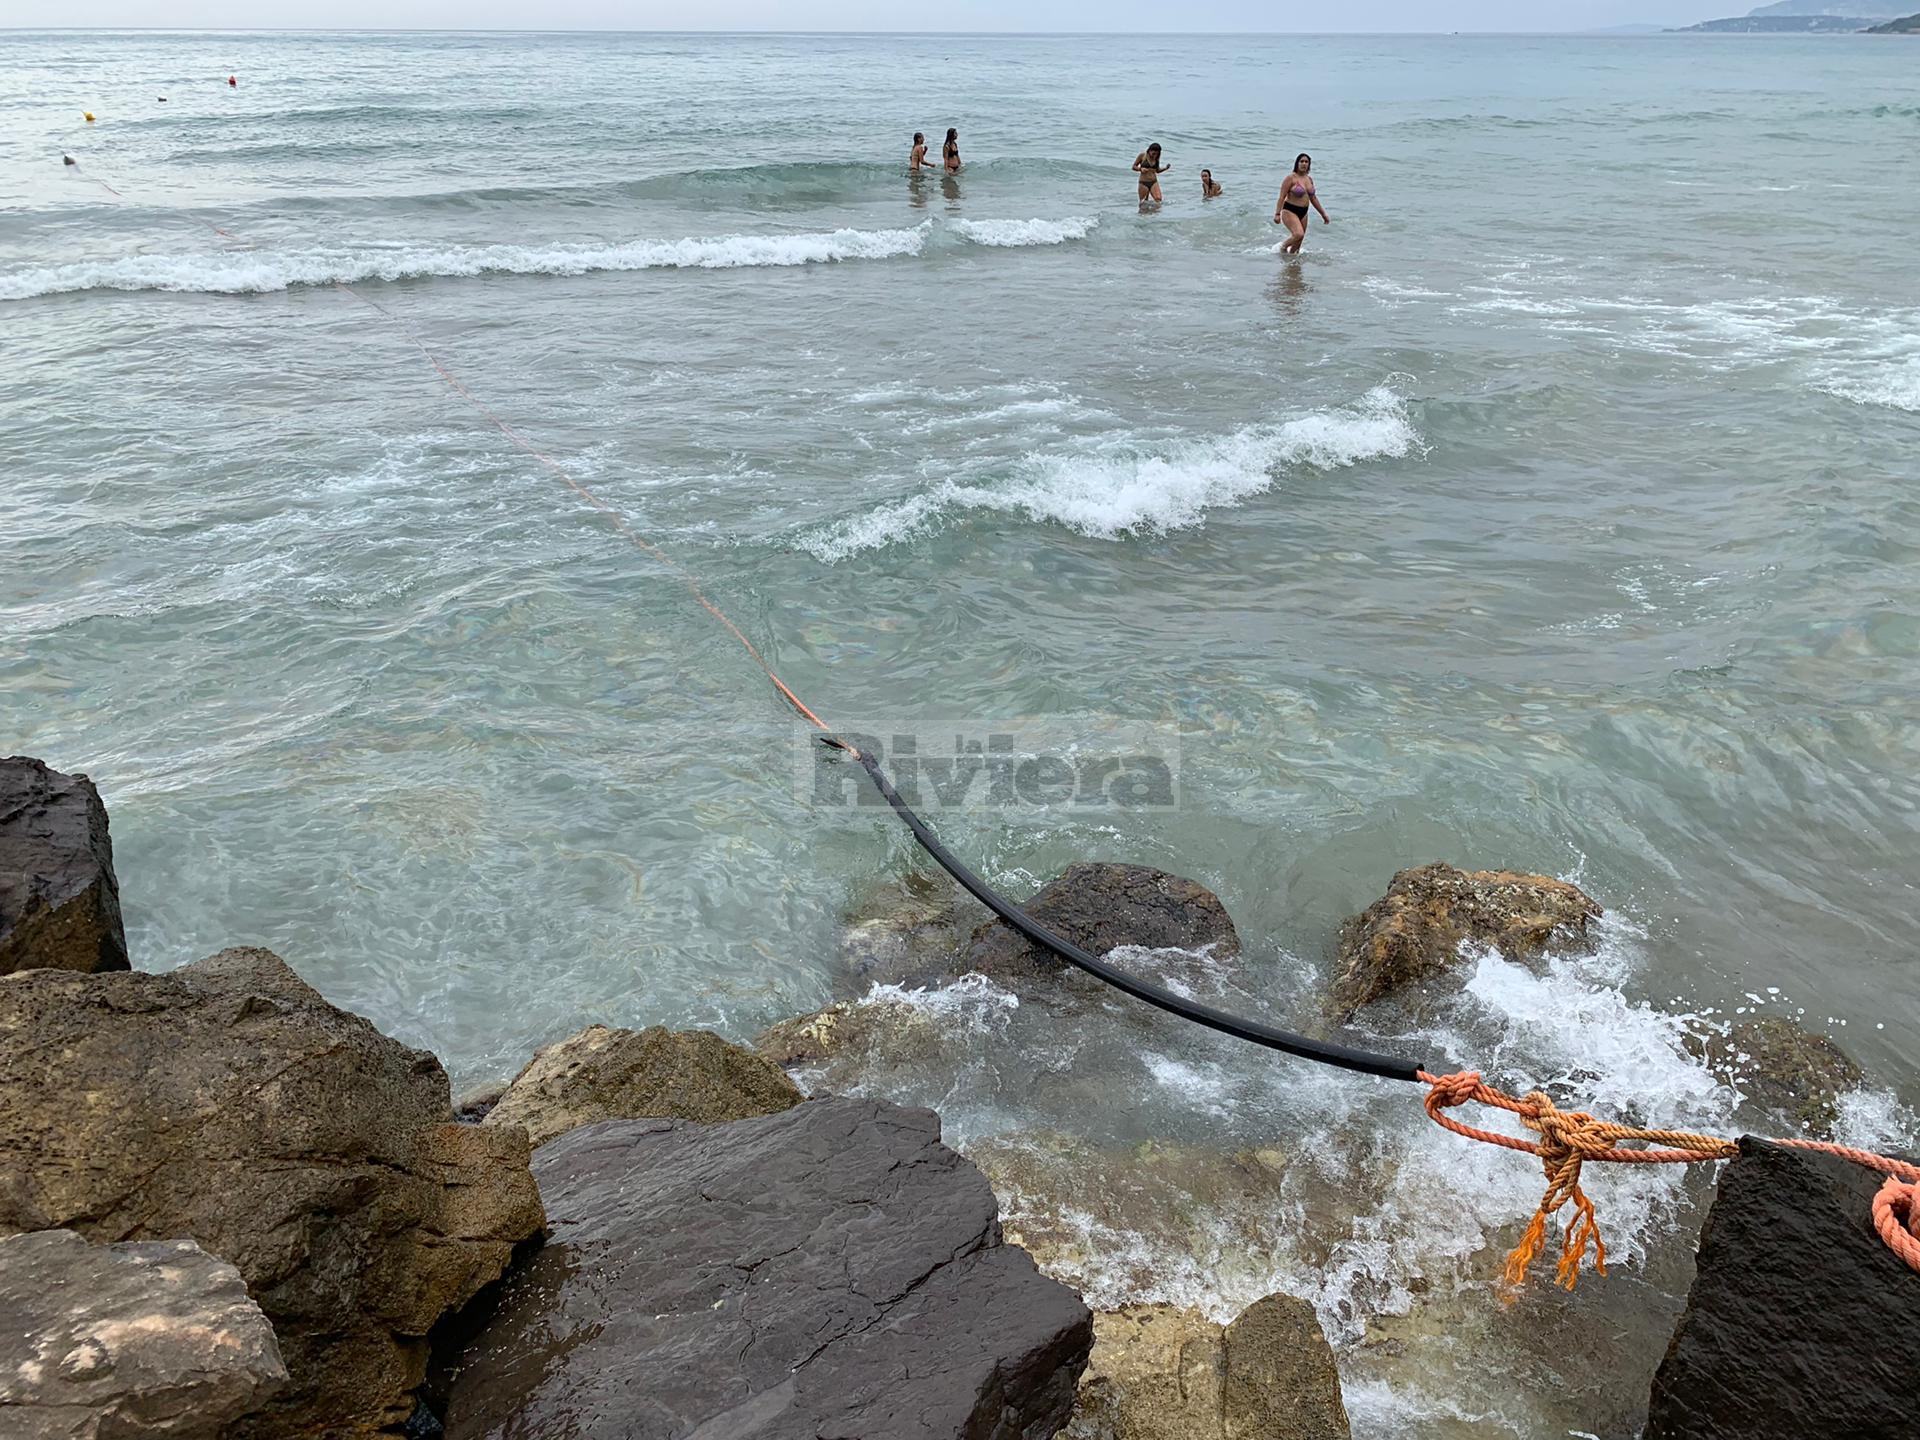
[1682, 1016, 1863, 1139]
[1068, 1295, 1349, 1440]
[1, 757, 128, 977]
[0, 947, 546, 1438]
[482, 1023, 803, 1148]
[0, 1228, 287, 1439]
[966, 862, 1241, 985]
[1329, 863, 1600, 1020]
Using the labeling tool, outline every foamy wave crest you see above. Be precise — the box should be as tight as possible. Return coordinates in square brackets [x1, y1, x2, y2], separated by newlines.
[800, 385, 1421, 560]
[0, 225, 932, 300]
[950, 216, 1098, 248]
[1819, 356, 1920, 413]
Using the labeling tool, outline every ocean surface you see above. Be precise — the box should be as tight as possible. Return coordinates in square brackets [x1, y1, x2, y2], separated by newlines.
[4, 28, 1917, 1436]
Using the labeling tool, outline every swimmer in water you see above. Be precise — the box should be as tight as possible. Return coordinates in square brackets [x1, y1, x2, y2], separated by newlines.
[1133, 142, 1170, 203]
[1274, 152, 1330, 255]
[910, 131, 930, 172]
[942, 127, 961, 173]
[1200, 168, 1223, 199]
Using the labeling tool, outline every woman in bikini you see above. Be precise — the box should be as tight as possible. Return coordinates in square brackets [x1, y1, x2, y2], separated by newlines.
[942, 127, 961, 173]
[1132, 142, 1170, 204]
[1200, 168, 1223, 199]
[1274, 152, 1330, 255]
[910, 132, 930, 172]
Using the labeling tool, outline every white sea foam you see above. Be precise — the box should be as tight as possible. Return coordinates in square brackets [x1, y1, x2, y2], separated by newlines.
[1819, 355, 1920, 412]
[949, 215, 1098, 247]
[800, 385, 1422, 560]
[0, 224, 935, 300]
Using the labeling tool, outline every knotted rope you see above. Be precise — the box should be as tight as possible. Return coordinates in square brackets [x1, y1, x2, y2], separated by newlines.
[1419, 1069, 1919, 1288]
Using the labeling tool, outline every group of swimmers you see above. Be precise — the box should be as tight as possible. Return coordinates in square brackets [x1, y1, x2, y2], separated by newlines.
[908, 132, 1333, 253]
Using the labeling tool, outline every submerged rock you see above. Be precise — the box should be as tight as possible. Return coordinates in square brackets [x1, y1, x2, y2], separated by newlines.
[481, 1022, 802, 1148]
[1681, 1015, 1863, 1139]
[0, 947, 546, 1439]
[1068, 1295, 1349, 1440]
[1645, 1137, 1919, 1439]
[442, 1096, 1093, 1440]
[0, 757, 128, 977]
[965, 862, 1241, 985]
[0, 1229, 287, 1439]
[1328, 862, 1600, 1019]
[833, 868, 990, 994]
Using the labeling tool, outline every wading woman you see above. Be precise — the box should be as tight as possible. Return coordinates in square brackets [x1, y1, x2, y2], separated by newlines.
[942, 127, 962, 173]
[1274, 152, 1330, 254]
[1132, 142, 1170, 204]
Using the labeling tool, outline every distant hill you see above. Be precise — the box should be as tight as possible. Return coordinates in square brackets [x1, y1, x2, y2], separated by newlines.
[1866, 10, 1920, 26]
[1675, 14, 1874, 28]
[1748, 0, 1908, 14]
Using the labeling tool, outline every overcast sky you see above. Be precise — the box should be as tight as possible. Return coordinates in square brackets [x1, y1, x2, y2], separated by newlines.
[18, 2, 1744, 32]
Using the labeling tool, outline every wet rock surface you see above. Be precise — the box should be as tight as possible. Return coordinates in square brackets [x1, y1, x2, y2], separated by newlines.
[0, 757, 128, 977]
[481, 1022, 802, 1148]
[1682, 1016, 1863, 1139]
[1644, 1137, 1920, 1439]
[1329, 862, 1600, 1019]
[832, 868, 991, 994]
[0, 947, 546, 1439]
[1068, 1296, 1350, 1440]
[442, 1096, 1093, 1440]
[0, 1228, 287, 1439]
[965, 862, 1241, 985]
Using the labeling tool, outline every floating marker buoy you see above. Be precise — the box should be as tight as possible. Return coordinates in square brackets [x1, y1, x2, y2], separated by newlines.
[83, 111, 95, 122]
[228, 75, 237, 87]
[157, 96, 167, 102]
[63, 154, 76, 167]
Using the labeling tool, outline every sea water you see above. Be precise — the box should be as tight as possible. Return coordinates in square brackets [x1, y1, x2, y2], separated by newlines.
[3, 29, 1917, 1435]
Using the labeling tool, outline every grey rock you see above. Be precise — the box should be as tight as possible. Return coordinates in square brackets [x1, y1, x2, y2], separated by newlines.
[443, 1096, 1093, 1440]
[1329, 863, 1600, 1020]
[482, 1022, 802, 1148]
[1644, 1137, 1920, 1439]
[0, 757, 128, 977]
[0, 947, 546, 1439]
[1682, 1016, 1864, 1139]
[964, 863, 1240, 985]
[0, 1228, 286, 1439]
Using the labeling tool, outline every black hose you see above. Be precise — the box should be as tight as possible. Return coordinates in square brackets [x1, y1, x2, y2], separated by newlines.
[834, 740, 1426, 1083]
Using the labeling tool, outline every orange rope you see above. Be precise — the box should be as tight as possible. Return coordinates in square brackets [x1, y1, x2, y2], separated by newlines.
[1419, 1069, 1920, 1288]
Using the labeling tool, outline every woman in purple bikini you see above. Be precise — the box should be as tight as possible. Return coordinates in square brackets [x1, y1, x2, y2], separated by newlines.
[1274, 152, 1331, 255]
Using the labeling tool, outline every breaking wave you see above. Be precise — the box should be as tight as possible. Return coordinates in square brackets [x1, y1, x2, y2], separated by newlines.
[799, 385, 1423, 560]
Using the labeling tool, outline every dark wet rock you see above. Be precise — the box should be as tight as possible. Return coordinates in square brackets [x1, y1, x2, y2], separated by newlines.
[1681, 1016, 1864, 1139]
[0, 1228, 286, 1439]
[1644, 1137, 1920, 1439]
[482, 1022, 803, 1148]
[1068, 1295, 1349, 1440]
[1329, 862, 1600, 1020]
[0, 757, 128, 977]
[965, 862, 1241, 985]
[0, 947, 546, 1439]
[442, 1096, 1093, 1440]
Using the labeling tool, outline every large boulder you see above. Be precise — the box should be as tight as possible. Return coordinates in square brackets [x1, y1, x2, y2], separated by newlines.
[1, 757, 128, 977]
[481, 1023, 803, 1148]
[0, 1229, 287, 1439]
[1328, 863, 1600, 1019]
[965, 863, 1241, 985]
[441, 1096, 1093, 1439]
[0, 948, 546, 1439]
[1644, 1137, 1919, 1439]
[1682, 1016, 1863, 1139]
[1069, 1296, 1350, 1440]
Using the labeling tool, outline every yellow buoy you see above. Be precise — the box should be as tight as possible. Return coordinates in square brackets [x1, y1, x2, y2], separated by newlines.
[84, 111, 95, 122]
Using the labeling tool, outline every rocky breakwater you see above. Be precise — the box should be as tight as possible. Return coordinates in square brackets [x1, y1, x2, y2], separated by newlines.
[0, 945, 546, 1437]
